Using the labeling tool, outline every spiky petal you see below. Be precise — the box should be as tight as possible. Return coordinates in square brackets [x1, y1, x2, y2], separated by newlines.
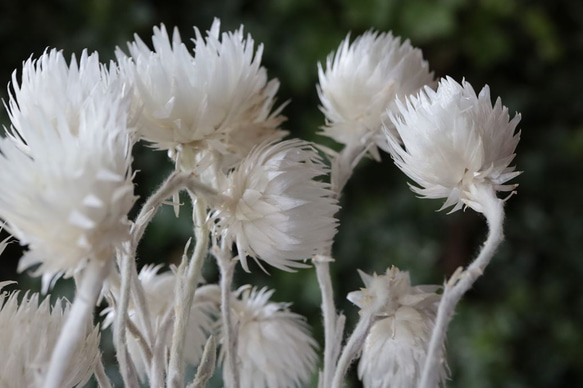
[0, 49, 136, 279]
[0, 285, 100, 387]
[386, 77, 521, 213]
[318, 30, 434, 157]
[213, 139, 339, 272]
[224, 286, 319, 388]
[348, 267, 446, 388]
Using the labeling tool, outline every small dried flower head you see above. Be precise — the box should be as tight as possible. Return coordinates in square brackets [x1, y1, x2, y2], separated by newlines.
[318, 30, 434, 157]
[119, 19, 286, 170]
[348, 268, 446, 388]
[103, 265, 219, 379]
[224, 286, 318, 388]
[213, 139, 339, 272]
[386, 77, 521, 213]
[0, 49, 135, 279]
[0, 284, 100, 387]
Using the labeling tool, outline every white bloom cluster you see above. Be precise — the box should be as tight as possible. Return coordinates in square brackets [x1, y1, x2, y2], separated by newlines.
[103, 265, 219, 379]
[348, 267, 446, 388]
[386, 77, 521, 213]
[0, 49, 135, 277]
[0, 283, 100, 387]
[318, 30, 434, 156]
[214, 139, 338, 271]
[119, 19, 286, 172]
[226, 286, 318, 388]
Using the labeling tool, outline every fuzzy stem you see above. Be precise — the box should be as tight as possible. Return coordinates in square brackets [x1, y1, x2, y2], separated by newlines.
[331, 312, 375, 388]
[94, 355, 113, 388]
[166, 196, 210, 387]
[419, 188, 505, 388]
[216, 247, 239, 388]
[314, 255, 340, 388]
[44, 259, 110, 388]
[187, 335, 218, 388]
[114, 170, 192, 385]
[316, 143, 368, 387]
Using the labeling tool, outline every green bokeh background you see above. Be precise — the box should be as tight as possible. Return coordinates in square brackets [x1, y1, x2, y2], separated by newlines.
[0, 0, 582, 387]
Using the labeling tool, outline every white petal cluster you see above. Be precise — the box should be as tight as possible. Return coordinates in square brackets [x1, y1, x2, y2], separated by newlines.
[225, 286, 318, 388]
[119, 19, 286, 171]
[348, 267, 445, 388]
[103, 265, 219, 379]
[386, 77, 521, 213]
[0, 284, 100, 387]
[0, 49, 135, 277]
[318, 30, 434, 156]
[213, 139, 338, 271]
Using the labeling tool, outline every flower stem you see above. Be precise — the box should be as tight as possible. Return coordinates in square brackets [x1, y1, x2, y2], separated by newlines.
[316, 143, 367, 387]
[115, 171, 191, 385]
[44, 259, 110, 388]
[419, 188, 505, 388]
[167, 196, 209, 387]
[331, 312, 376, 388]
[314, 255, 342, 388]
[216, 246, 239, 388]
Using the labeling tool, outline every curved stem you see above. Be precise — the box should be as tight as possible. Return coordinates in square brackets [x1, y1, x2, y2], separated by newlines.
[316, 143, 368, 387]
[314, 255, 340, 388]
[331, 312, 375, 388]
[216, 246, 239, 388]
[44, 259, 110, 388]
[419, 188, 505, 388]
[167, 196, 210, 387]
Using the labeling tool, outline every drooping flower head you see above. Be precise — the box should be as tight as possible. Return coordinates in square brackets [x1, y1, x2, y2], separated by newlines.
[0, 49, 136, 278]
[118, 19, 286, 172]
[102, 265, 219, 380]
[0, 283, 100, 387]
[348, 267, 446, 388]
[224, 286, 318, 388]
[213, 139, 339, 272]
[386, 77, 521, 213]
[318, 30, 434, 157]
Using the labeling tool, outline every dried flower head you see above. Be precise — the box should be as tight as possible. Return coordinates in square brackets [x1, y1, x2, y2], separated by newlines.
[386, 77, 521, 213]
[318, 30, 434, 157]
[0, 284, 100, 387]
[103, 265, 219, 379]
[213, 139, 338, 272]
[348, 268, 446, 388]
[0, 49, 135, 279]
[224, 286, 318, 388]
[119, 19, 286, 170]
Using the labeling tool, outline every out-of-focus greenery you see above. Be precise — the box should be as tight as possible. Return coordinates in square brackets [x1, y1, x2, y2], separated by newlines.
[1, 0, 582, 387]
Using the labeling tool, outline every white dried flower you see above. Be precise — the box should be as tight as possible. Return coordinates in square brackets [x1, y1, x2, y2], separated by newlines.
[119, 19, 286, 171]
[103, 265, 219, 379]
[225, 286, 318, 388]
[386, 77, 521, 213]
[213, 139, 338, 272]
[318, 30, 434, 157]
[0, 49, 136, 279]
[348, 267, 445, 388]
[0, 284, 100, 387]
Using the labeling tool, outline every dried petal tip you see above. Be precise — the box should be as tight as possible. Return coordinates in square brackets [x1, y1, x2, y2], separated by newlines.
[386, 77, 521, 214]
[224, 286, 319, 388]
[348, 268, 447, 388]
[0, 288, 100, 387]
[318, 30, 435, 156]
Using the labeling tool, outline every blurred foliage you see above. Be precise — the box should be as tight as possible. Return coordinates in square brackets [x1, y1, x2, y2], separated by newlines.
[1, 0, 582, 387]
